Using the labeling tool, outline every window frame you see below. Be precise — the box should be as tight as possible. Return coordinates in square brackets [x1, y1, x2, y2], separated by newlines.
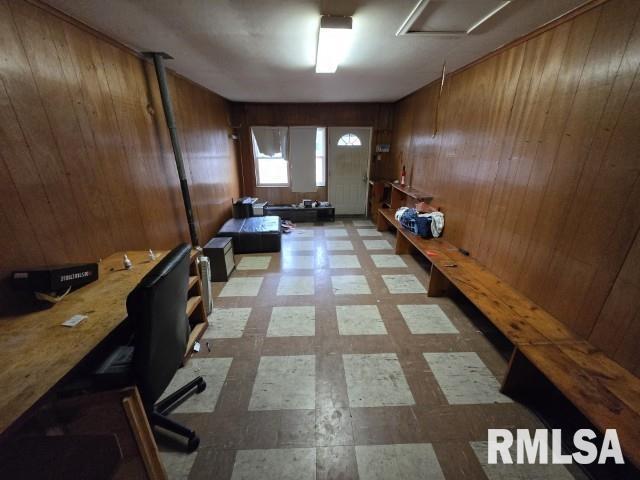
[252, 126, 290, 188]
[337, 133, 362, 146]
[315, 126, 327, 187]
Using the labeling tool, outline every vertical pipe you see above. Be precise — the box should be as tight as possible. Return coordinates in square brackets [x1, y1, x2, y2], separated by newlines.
[147, 52, 199, 246]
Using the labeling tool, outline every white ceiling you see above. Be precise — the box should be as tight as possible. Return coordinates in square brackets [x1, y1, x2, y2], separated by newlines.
[45, 0, 587, 102]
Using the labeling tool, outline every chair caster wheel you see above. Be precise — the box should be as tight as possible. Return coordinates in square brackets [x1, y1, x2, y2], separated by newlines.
[187, 435, 200, 452]
[197, 379, 207, 393]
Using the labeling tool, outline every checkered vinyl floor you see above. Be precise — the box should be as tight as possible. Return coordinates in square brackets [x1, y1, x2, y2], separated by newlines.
[159, 219, 583, 480]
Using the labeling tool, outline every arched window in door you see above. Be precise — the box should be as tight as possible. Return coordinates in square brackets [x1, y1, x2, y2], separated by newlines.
[337, 133, 362, 146]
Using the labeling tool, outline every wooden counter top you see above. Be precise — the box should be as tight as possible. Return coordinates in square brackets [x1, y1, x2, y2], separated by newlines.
[0, 250, 167, 435]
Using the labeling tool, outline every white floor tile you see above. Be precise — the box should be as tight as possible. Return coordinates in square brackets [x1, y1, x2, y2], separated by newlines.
[288, 241, 314, 251]
[329, 254, 361, 269]
[398, 305, 459, 334]
[336, 305, 387, 335]
[331, 275, 371, 295]
[357, 228, 382, 237]
[325, 228, 349, 237]
[327, 240, 354, 251]
[423, 352, 512, 405]
[356, 444, 445, 480]
[219, 277, 263, 297]
[231, 448, 316, 480]
[277, 276, 315, 295]
[383, 274, 426, 294]
[353, 220, 374, 227]
[159, 450, 198, 480]
[470, 442, 575, 480]
[204, 307, 252, 339]
[363, 239, 393, 250]
[371, 254, 407, 268]
[282, 255, 315, 270]
[249, 355, 316, 410]
[343, 353, 415, 407]
[291, 229, 314, 238]
[236, 256, 271, 270]
[325, 221, 344, 226]
[160, 358, 232, 413]
[267, 306, 315, 337]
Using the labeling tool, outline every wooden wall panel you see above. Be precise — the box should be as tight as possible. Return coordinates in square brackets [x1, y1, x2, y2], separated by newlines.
[233, 102, 394, 204]
[390, 97, 415, 183]
[175, 78, 240, 237]
[593, 229, 640, 376]
[390, 0, 640, 372]
[0, 0, 240, 310]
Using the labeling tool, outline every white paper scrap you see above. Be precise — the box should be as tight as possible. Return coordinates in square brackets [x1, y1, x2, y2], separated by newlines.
[62, 314, 88, 327]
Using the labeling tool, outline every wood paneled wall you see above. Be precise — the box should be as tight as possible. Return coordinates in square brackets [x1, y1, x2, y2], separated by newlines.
[232, 102, 394, 204]
[0, 0, 240, 310]
[391, 0, 640, 374]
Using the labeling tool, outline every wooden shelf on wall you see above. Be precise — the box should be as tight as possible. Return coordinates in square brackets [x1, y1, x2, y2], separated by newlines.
[184, 250, 208, 363]
[390, 183, 433, 209]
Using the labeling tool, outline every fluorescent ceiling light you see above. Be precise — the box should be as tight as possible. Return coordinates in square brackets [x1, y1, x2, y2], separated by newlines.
[316, 16, 353, 74]
[467, 1, 511, 33]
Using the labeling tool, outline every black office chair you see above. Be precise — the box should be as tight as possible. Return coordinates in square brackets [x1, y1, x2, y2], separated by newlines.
[95, 243, 206, 452]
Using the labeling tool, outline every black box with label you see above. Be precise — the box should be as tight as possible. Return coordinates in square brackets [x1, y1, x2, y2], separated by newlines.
[12, 263, 99, 293]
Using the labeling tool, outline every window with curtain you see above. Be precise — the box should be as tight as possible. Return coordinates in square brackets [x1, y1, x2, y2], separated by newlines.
[289, 127, 317, 192]
[252, 126, 326, 188]
[252, 127, 289, 186]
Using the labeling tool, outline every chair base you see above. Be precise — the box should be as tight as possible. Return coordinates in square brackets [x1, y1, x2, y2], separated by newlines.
[150, 376, 206, 452]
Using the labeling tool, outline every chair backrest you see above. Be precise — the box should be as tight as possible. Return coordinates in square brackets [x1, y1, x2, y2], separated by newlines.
[126, 243, 191, 406]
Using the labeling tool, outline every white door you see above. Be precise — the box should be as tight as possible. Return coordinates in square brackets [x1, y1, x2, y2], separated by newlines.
[328, 127, 371, 215]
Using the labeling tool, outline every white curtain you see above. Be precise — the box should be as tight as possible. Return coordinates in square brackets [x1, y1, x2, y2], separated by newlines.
[289, 127, 317, 193]
[251, 127, 288, 157]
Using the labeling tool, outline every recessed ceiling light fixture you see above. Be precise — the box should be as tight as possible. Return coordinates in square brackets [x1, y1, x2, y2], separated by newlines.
[316, 15, 353, 74]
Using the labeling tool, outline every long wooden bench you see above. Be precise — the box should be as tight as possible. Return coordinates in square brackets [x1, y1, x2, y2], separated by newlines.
[377, 207, 640, 467]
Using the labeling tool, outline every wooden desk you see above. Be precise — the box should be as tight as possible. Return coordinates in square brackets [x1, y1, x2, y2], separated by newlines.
[0, 250, 167, 435]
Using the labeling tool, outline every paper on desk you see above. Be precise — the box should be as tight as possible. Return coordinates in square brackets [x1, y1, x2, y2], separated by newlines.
[62, 314, 88, 327]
